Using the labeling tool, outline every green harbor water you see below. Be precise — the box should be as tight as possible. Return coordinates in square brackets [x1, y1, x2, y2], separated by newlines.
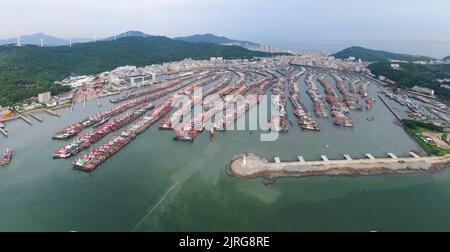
[1, 72, 450, 232]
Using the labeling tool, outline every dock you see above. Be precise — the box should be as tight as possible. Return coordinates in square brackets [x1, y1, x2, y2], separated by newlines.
[44, 109, 60, 117]
[229, 153, 450, 179]
[0, 128, 7, 137]
[410, 152, 421, 158]
[28, 113, 43, 122]
[379, 95, 402, 121]
[388, 153, 398, 159]
[17, 114, 32, 126]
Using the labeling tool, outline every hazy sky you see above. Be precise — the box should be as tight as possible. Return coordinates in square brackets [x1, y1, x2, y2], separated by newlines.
[1, 0, 449, 43]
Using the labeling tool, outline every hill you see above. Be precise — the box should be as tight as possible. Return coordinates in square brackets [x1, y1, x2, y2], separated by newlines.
[175, 34, 260, 48]
[444, 56, 450, 61]
[0, 36, 270, 105]
[0, 33, 69, 46]
[368, 61, 450, 101]
[102, 31, 153, 41]
[333, 46, 433, 62]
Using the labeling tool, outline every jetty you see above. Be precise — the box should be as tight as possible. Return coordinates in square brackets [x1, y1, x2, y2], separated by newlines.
[28, 113, 43, 122]
[228, 153, 450, 179]
[379, 95, 402, 121]
[17, 114, 33, 126]
[0, 128, 7, 137]
[44, 109, 60, 117]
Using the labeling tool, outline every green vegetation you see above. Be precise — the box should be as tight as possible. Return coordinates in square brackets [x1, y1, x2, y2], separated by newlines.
[333, 46, 433, 62]
[0, 36, 271, 105]
[403, 119, 444, 132]
[403, 119, 449, 156]
[369, 62, 450, 101]
[174, 34, 260, 48]
[442, 133, 450, 145]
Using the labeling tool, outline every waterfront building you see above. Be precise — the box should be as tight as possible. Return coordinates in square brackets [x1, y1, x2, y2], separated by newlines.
[38, 92, 52, 104]
[412, 85, 435, 96]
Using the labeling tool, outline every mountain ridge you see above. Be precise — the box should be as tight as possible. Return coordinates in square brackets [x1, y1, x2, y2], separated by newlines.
[175, 34, 260, 48]
[0, 36, 270, 105]
[0, 33, 70, 46]
[333, 46, 434, 62]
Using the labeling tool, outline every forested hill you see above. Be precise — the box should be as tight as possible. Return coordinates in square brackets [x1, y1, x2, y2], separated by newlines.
[0, 36, 270, 105]
[175, 34, 260, 48]
[334, 46, 433, 62]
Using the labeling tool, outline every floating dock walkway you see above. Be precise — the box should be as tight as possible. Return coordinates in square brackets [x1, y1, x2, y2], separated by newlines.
[229, 153, 450, 179]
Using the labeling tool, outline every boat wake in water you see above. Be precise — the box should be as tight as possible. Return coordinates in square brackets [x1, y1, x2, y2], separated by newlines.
[132, 181, 180, 232]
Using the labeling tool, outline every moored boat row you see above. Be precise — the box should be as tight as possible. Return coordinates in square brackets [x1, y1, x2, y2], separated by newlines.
[288, 69, 320, 131]
[332, 74, 362, 111]
[318, 76, 354, 127]
[73, 96, 175, 171]
[53, 103, 154, 159]
[305, 72, 329, 118]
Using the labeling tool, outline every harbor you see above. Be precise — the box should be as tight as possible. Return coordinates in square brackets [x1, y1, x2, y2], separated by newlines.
[1, 55, 449, 232]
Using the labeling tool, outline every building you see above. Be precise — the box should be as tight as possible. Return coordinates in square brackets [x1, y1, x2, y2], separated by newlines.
[390, 63, 401, 70]
[128, 74, 153, 86]
[210, 57, 224, 64]
[38, 92, 52, 104]
[412, 86, 435, 96]
[262, 45, 273, 53]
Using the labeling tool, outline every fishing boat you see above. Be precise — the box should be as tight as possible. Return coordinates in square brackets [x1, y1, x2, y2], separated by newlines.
[1, 148, 12, 166]
[92, 117, 111, 128]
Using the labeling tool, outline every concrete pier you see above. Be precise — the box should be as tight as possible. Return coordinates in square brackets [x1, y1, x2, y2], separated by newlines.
[229, 153, 450, 180]
[366, 153, 376, 160]
[410, 152, 421, 158]
[0, 128, 7, 137]
[388, 153, 398, 159]
[344, 154, 352, 161]
[29, 113, 43, 122]
[44, 109, 59, 117]
[17, 114, 32, 126]
[379, 95, 402, 122]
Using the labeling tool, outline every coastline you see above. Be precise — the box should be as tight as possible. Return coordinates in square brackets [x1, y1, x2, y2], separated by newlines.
[228, 153, 450, 179]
